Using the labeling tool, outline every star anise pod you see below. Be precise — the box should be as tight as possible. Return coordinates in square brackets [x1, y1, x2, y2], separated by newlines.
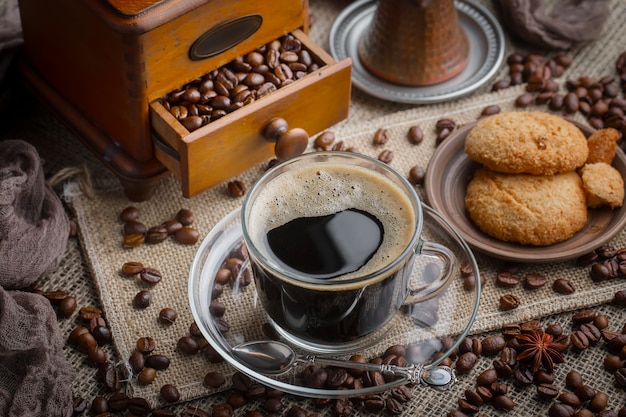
[514, 330, 565, 372]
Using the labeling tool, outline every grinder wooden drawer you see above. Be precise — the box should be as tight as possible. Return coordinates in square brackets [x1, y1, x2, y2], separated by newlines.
[150, 30, 352, 198]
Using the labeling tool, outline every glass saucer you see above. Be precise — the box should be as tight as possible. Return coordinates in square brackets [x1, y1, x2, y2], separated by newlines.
[188, 205, 481, 397]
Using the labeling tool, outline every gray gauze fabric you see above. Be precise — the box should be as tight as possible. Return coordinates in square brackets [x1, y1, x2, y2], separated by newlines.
[494, 0, 611, 50]
[0, 139, 74, 417]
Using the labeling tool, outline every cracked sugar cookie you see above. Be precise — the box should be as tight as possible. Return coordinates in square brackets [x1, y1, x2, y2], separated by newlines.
[464, 111, 588, 175]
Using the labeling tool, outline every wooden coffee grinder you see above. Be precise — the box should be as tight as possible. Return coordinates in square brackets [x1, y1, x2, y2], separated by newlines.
[17, 0, 352, 200]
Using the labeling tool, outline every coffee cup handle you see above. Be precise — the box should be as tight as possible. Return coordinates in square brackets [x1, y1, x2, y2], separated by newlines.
[404, 239, 456, 305]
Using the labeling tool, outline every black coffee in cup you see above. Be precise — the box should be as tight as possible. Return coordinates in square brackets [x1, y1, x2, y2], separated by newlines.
[265, 208, 384, 280]
[243, 154, 420, 347]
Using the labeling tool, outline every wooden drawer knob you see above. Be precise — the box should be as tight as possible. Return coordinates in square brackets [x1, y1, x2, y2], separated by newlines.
[263, 118, 309, 162]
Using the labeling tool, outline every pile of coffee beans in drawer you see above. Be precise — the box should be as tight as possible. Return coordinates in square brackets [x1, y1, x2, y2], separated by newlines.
[159, 34, 321, 132]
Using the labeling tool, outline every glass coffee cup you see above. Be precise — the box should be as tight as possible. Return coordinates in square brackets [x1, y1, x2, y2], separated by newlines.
[241, 151, 457, 351]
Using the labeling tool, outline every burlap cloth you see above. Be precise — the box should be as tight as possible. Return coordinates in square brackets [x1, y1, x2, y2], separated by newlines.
[1, 0, 625, 416]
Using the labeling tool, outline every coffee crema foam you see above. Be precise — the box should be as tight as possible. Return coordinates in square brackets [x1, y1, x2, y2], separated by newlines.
[248, 163, 417, 281]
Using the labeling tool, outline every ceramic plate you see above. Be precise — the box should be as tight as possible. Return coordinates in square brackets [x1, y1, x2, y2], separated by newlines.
[424, 121, 626, 263]
[188, 206, 481, 397]
[328, 0, 505, 104]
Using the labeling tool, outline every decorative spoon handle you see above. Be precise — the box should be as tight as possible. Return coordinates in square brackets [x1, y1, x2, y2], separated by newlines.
[301, 355, 456, 390]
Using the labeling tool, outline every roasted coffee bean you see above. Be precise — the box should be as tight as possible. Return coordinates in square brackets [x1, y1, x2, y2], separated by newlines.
[363, 395, 385, 412]
[159, 384, 180, 403]
[436, 127, 453, 144]
[491, 381, 508, 396]
[133, 290, 152, 309]
[129, 350, 145, 374]
[537, 383, 560, 399]
[333, 398, 353, 417]
[43, 290, 68, 303]
[553, 278, 576, 294]
[87, 346, 107, 365]
[524, 273, 547, 289]
[476, 385, 493, 403]
[565, 369, 584, 389]
[224, 179, 247, 199]
[575, 384, 596, 402]
[372, 128, 389, 145]
[174, 226, 200, 245]
[158, 307, 177, 325]
[386, 397, 404, 414]
[496, 271, 520, 287]
[493, 395, 515, 411]
[127, 397, 152, 415]
[124, 220, 148, 236]
[137, 367, 157, 385]
[209, 300, 226, 317]
[614, 290, 626, 306]
[124, 232, 145, 247]
[571, 330, 590, 350]
[455, 352, 477, 374]
[121, 261, 144, 275]
[476, 368, 498, 386]
[57, 296, 77, 318]
[459, 337, 482, 355]
[548, 93, 565, 111]
[464, 389, 484, 407]
[108, 392, 129, 412]
[323, 367, 348, 388]
[77, 331, 97, 353]
[408, 165, 426, 185]
[91, 325, 112, 346]
[78, 306, 102, 321]
[100, 362, 122, 392]
[72, 396, 89, 415]
[263, 398, 282, 413]
[589, 391, 608, 412]
[515, 93, 534, 107]
[493, 359, 513, 378]
[139, 267, 162, 284]
[91, 396, 109, 414]
[204, 371, 226, 388]
[501, 323, 521, 338]
[557, 392, 582, 408]
[378, 149, 393, 163]
[594, 314, 609, 329]
[120, 206, 140, 222]
[146, 225, 168, 244]
[500, 346, 518, 367]
[407, 125, 424, 144]
[549, 403, 575, 417]
[225, 391, 246, 408]
[481, 104, 501, 117]
[572, 309, 596, 325]
[177, 336, 199, 354]
[314, 131, 335, 150]
[513, 366, 534, 387]
[605, 355, 625, 372]
[136, 336, 156, 354]
[161, 219, 183, 235]
[499, 293, 520, 310]
[580, 323, 601, 344]
[435, 118, 456, 132]
[145, 354, 170, 370]
[481, 335, 506, 356]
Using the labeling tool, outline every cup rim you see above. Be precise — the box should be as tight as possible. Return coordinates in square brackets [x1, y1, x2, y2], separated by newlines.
[241, 151, 424, 288]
